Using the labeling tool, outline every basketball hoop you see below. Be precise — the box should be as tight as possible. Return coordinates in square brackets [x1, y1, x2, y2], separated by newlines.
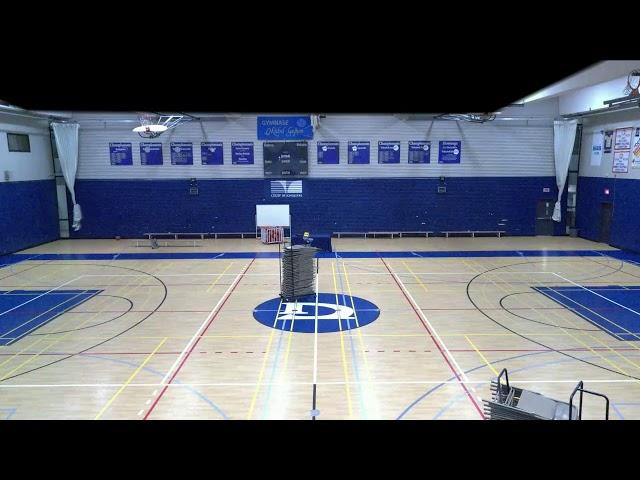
[133, 113, 184, 138]
[624, 69, 640, 97]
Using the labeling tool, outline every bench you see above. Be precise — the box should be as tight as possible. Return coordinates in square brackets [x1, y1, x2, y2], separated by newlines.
[441, 230, 506, 238]
[136, 232, 258, 248]
[333, 231, 434, 239]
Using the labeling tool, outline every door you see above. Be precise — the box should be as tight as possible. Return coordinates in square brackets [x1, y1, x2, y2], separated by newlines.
[600, 203, 613, 244]
[535, 200, 554, 236]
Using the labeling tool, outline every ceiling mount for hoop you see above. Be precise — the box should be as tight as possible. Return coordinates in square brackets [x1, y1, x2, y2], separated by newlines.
[133, 113, 185, 138]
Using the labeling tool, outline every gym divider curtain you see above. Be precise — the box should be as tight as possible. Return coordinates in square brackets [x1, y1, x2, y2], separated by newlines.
[51, 122, 82, 231]
[552, 120, 578, 222]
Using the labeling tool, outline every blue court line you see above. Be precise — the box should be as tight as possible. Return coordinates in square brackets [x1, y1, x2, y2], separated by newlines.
[261, 301, 288, 420]
[611, 403, 625, 420]
[0, 408, 17, 420]
[2, 249, 636, 263]
[535, 285, 640, 341]
[0, 290, 102, 345]
[429, 352, 640, 420]
[82, 354, 228, 419]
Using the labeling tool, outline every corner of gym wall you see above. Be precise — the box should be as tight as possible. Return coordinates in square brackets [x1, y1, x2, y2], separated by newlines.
[576, 109, 640, 252]
[0, 114, 59, 256]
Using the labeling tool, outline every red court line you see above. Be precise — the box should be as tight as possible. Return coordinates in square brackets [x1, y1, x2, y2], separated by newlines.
[381, 258, 486, 419]
[143, 259, 255, 420]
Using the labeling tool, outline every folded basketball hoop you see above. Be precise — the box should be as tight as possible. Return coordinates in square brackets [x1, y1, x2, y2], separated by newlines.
[133, 113, 184, 138]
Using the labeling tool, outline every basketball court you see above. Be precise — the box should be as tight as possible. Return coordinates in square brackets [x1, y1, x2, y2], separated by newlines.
[0, 236, 639, 420]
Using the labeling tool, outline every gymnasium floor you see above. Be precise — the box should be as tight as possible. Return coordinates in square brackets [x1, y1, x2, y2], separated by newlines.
[1, 236, 639, 420]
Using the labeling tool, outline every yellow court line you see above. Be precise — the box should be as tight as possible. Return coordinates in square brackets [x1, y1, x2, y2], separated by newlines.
[465, 335, 499, 376]
[206, 262, 235, 294]
[465, 257, 634, 378]
[94, 337, 167, 420]
[402, 260, 428, 294]
[342, 261, 376, 417]
[332, 262, 353, 419]
[245, 297, 283, 420]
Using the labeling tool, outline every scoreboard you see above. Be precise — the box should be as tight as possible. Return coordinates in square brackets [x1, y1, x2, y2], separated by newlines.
[263, 141, 308, 178]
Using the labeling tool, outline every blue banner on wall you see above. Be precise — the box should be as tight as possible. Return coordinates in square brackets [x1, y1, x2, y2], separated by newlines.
[348, 141, 370, 164]
[170, 142, 193, 165]
[140, 143, 163, 165]
[201, 142, 223, 165]
[232, 142, 254, 164]
[317, 141, 339, 164]
[109, 143, 132, 166]
[378, 141, 400, 164]
[257, 116, 314, 140]
[408, 141, 431, 164]
[438, 141, 461, 164]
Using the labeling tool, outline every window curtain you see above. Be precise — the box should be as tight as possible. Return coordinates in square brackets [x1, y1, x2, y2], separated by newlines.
[552, 120, 578, 222]
[51, 122, 82, 231]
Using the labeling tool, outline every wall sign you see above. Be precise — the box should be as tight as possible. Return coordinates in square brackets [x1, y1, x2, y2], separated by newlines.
[590, 132, 603, 166]
[633, 129, 640, 169]
[614, 127, 633, 151]
[263, 141, 308, 177]
[231, 142, 254, 164]
[378, 141, 400, 164]
[604, 130, 614, 154]
[408, 141, 431, 164]
[317, 141, 339, 164]
[140, 142, 163, 165]
[109, 142, 132, 165]
[170, 142, 193, 165]
[438, 141, 461, 164]
[613, 150, 630, 173]
[257, 116, 314, 140]
[347, 141, 370, 164]
[201, 142, 223, 165]
[268, 180, 303, 198]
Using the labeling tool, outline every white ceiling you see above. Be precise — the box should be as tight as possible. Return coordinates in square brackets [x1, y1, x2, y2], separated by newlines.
[521, 60, 640, 104]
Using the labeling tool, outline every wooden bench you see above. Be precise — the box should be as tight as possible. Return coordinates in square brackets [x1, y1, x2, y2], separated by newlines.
[136, 232, 258, 247]
[333, 231, 434, 239]
[441, 230, 506, 238]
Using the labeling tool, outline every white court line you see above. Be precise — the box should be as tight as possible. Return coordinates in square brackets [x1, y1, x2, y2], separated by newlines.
[0, 275, 84, 318]
[158, 263, 251, 386]
[386, 263, 478, 399]
[2, 378, 640, 388]
[312, 273, 319, 385]
[71, 271, 560, 278]
[552, 272, 640, 318]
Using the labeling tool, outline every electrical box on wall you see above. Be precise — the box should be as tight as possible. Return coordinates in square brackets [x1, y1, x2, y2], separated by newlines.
[437, 186, 446, 194]
[3, 171, 10, 181]
[189, 178, 198, 196]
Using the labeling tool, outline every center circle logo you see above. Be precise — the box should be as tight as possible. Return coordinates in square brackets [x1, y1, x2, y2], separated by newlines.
[253, 293, 379, 333]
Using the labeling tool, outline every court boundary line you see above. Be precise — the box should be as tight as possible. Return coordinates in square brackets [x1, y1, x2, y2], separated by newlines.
[143, 259, 255, 420]
[381, 258, 485, 419]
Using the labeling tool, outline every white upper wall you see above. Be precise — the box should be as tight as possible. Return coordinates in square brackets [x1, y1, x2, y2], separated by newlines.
[72, 112, 556, 179]
[0, 113, 54, 182]
[579, 109, 640, 180]
[559, 75, 630, 115]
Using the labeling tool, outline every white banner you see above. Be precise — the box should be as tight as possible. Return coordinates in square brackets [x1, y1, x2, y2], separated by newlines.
[591, 131, 604, 166]
[613, 151, 630, 173]
[614, 127, 633, 150]
[633, 128, 640, 168]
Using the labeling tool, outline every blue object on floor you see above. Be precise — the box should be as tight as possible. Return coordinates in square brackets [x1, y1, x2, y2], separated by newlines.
[535, 285, 640, 341]
[291, 234, 333, 252]
[0, 289, 102, 345]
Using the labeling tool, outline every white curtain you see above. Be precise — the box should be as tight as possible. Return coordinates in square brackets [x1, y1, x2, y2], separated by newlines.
[51, 122, 82, 231]
[552, 120, 578, 222]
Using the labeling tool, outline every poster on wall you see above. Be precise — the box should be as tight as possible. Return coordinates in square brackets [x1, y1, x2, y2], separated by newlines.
[378, 141, 400, 164]
[438, 141, 461, 164]
[201, 142, 224, 165]
[633, 129, 640, 168]
[170, 142, 193, 165]
[317, 141, 339, 164]
[231, 142, 254, 164]
[347, 141, 370, 164]
[614, 127, 633, 151]
[408, 141, 431, 164]
[613, 151, 630, 173]
[603, 130, 614, 153]
[109, 143, 132, 165]
[590, 132, 603, 166]
[140, 142, 163, 165]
